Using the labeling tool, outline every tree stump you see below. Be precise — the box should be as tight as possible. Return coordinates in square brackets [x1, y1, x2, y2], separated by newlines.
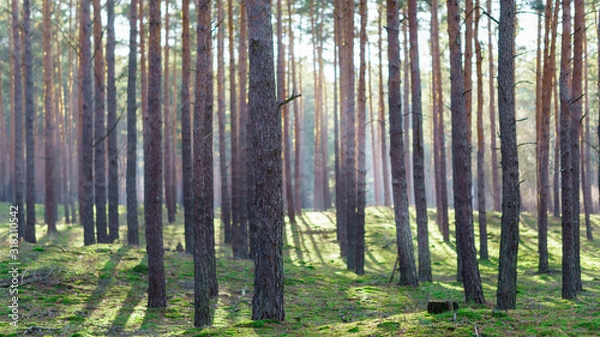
[427, 300, 459, 314]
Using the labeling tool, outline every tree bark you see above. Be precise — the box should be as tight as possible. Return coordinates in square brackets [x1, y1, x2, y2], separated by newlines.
[163, 0, 176, 224]
[79, 0, 95, 246]
[247, 0, 285, 321]
[386, 0, 418, 287]
[43, 0, 57, 234]
[288, 0, 302, 213]
[582, 31, 593, 240]
[146, 0, 167, 308]
[180, 0, 192, 252]
[107, 0, 119, 241]
[127, 0, 139, 246]
[192, 0, 214, 327]
[475, 0, 488, 260]
[496, 0, 521, 310]
[93, 0, 108, 243]
[408, 0, 432, 282]
[402, 15, 412, 207]
[355, 0, 367, 276]
[447, 0, 485, 303]
[368, 49, 382, 207]
[225, 0, 236, 246]
[571, 0, 583, 292]
[24, 0, 36, 243]
[559, 0, 576, 300]
[11, 0, 25, 238]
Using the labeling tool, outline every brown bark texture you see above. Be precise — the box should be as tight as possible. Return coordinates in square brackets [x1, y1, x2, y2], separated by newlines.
[127, 0, 139, 246]
[107, 0, 119, 242]
[12, 0, 25, 237]
[24, 0, 36, 243]
[355, 0, 367, 276]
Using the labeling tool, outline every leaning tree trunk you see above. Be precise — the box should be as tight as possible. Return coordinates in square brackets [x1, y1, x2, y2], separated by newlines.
[408, 0, 432, 282]
[246, 0, 285, 321]
[126, 0, 139, 246]
[447, 0, 485, 304]
[496, 0, 521, 310]
[386, 0, 418, 287]
[146, 0, 167, 308]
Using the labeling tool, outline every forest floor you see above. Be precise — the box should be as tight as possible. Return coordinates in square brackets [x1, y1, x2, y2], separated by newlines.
[0, 203, 599, 337]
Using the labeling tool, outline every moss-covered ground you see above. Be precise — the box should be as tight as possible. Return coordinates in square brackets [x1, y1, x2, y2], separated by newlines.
[0, 203, 598, 336]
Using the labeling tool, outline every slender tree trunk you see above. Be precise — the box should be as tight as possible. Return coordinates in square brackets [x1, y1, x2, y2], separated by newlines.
[402, 15, 412, 206]
[277, 0, 295, 223]
[582, 31, 593, 240]
[163, 0, 176, 224]
[354, 0, 367, 276]
[339, 0, 357, 270]
[597, 11, 600, 214]
[386, 0, 419, 287]
[431, 0, 449, 242]
[107, 0, 118, 241]
[43, 0, 57, 234]
[79, 0, 95, 245]
[474, 0, 488, 260]
[334, 5, 342, 244]
[247, 0, 285, 321]
[559, 0, 576, 300]
[465, 0, 473, 144]
[571, 0, 583, 292]
[378, 11, 391, 208]
[553, 68, 560, 218]
[11, 0, 25, 238]
[368, 48, 382, 206]
[447, 0, 485, 303]
[194, 0, 214, 325]
[146, 0, 167, 308]
[487, 0, 500, 212]
[538, 0, 557, 271]
[217, 0, 231, 250]
[24, 0, 36, 243]
[310, 0, 322, 211]
[140, 0, 148, 187]
[93, 0, 108, 243]
[288, 0, 302, 213]
[407, 0, 431, 282]
[127, 0, 139, 246]
[180, 0, 193, 252]
[225, 0, 236, 246]
[496, 0, 520, 310]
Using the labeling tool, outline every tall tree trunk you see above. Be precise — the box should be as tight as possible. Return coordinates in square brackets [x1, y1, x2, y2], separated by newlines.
[559, 0, 576, 300]
[79, 0, 95, 246]
[496, 0, 520, 310]
[475, 0, 488, 260]
[310, 0, 322, 211]
[378, 11, 391, 208]
[247, 0, 285, 321]
[333, 5, 342, 244]
[288, 0, 302, 213]
[339, 0, 357, 270]
[24, 0, 36, 243]
[464, 0, 473, 144]
[107, 0, 119, 241]
[225, 0, 236, 246]
[538, 0, 557, 272]
[43, 0, 57, 234]
[217, 0, 231, 250]
[127, 0, 140, 246]
[368, 49, 382, 206]
[163, 0, 176, 224]
[355, 0, 367, 276]
[597, 11, 600, 214]
[11, 0, 25, 238]
[552, 1, 560, 219]
[431, 0, 449, 241]
[93, 0, 108, 243]
[194, 0, 214, 325]
[278, 0, 295, 223]
[386, 0, 418, 287]
[240, 0, 254, 260]
[408, 0, 431, 282]
[402, 14, 412, 206]
[146, 0, 167, 308]
[447, 0, 485, 303]
[582, 31, 593, 240]
[487, 0, 500, 212]
[571, 0, 583, 292]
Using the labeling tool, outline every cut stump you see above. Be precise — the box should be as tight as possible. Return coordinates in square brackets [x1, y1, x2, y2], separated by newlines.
[427, 300, 459, 314]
